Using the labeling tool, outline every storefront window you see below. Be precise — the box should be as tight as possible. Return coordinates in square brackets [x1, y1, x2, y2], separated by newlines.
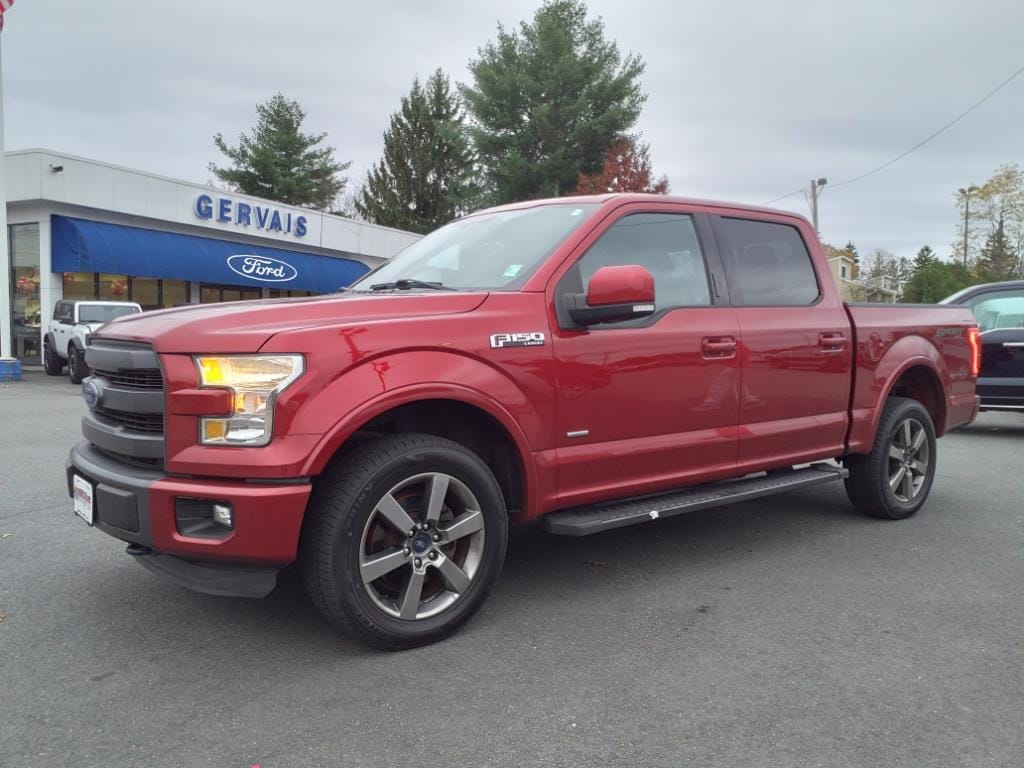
[59, 273, 192, 309]
[162, 280, 189, 307]
[269, 289, 318, 299]
[62, 272, 95, 301]
[97, 273, 130, 301]
[200, 284, 262, 304]
[132, 277, 159, 310]
[9, 224, 41, 364]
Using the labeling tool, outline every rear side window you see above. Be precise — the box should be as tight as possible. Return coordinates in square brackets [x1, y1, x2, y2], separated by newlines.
[716, 218, 820, 306]
[966, 290, 1024, 332]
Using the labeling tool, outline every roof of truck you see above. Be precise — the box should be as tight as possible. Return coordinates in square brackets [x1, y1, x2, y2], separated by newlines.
[479, 193, 813, 225]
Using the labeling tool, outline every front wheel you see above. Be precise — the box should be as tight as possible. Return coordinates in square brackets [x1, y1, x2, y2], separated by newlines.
[68, 345, 89, 385]
[844, 397, 937, 520]
[301, 434, 509, 649]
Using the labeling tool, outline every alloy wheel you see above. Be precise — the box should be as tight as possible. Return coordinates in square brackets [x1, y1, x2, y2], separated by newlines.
[887, 417, 930, 503]
[358, 472, 486, 620]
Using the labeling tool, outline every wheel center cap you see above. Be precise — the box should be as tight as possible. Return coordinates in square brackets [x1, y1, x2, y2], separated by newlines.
[411, 532, 432, 555]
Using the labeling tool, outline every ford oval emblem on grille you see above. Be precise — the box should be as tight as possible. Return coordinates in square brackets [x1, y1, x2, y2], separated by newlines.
[226, 254, 298, 283]
[82, 379, 102, 409]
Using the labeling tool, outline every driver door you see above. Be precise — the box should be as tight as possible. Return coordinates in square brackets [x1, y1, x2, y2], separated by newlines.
[549, 205, 741, 508]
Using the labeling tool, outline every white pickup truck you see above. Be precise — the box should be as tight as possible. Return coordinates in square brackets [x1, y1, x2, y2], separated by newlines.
[44, 300, 143, 383]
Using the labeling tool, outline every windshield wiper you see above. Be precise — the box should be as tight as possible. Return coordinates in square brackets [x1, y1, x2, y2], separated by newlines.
[368, 279, 452, 291]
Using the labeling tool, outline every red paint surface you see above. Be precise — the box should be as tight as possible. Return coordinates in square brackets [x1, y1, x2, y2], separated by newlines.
[92, 194, 980, 565]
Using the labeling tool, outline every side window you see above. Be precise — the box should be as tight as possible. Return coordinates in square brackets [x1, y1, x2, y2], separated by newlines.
[567, 213, 711, 315]
[967, 290, 1024, 332]
[716, 217, 820, 306]
[55, 302, 72, 322]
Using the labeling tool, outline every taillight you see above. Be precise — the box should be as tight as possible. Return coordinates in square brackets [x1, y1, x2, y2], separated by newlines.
[967, 326, 981, 378]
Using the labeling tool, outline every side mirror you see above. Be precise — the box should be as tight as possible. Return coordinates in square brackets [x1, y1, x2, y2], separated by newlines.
[566, 265, 656, 326]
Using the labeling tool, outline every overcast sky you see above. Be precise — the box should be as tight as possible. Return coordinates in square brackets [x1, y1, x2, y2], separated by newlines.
[4, 0, 1023, 260]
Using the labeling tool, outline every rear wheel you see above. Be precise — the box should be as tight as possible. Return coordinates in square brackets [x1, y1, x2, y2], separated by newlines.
[68, 345, 89, 384]
[844, 397, 937, 520]
[43, 341, 64, 375]
[301, 434, 508, 649]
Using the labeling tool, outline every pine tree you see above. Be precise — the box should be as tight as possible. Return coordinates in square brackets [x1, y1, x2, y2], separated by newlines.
[844, 240, 860, 266]
[895, 256, 913, 285]
[575, 138, 669, 194]
[901, 261, 974, 303]
[974, 217, 1018, 282]
[462, 0, 646, 203]
[913, 245, 937, 272]
[867, 248, 892, 282]
[210, 94, 349, 209]
[357, 71, 477, 234]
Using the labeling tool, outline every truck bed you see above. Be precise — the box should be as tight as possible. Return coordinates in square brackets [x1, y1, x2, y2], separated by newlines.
[844, 302, 979, 451]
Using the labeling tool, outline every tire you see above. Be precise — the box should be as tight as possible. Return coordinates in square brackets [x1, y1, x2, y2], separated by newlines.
[844, 397, 937, 520]
[300, 434, 509, 650]
[43, 341, 64, 376]
[68, 345, 89, 385]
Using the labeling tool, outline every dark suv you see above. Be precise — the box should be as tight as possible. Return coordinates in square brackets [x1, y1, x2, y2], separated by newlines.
[943, 280, 1024, 413]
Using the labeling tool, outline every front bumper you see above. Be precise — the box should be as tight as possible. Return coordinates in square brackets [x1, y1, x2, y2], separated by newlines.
[67, 441, 312, 597]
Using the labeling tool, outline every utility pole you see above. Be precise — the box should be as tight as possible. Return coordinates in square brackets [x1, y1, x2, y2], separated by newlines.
[959, 185, 978, 266]
[809, 177, 828, 233]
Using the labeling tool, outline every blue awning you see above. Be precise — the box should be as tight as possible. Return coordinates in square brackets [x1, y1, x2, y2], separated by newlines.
[51, 215, 370, 292]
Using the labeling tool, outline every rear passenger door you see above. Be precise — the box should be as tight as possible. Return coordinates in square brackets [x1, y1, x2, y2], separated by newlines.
[710, 213, 853, 472]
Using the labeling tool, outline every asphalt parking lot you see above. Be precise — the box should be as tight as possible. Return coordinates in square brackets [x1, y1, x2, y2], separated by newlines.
[1, 371, 1022, 768]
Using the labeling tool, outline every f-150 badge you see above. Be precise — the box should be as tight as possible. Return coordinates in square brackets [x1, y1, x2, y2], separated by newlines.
[490, 332, 546, 348]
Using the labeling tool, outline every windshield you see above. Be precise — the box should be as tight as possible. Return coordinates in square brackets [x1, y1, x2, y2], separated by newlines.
[78, 304, 141, 324]
[351, 203, 600, 291]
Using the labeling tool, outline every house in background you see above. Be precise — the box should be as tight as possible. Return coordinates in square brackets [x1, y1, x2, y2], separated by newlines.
[824, 245, 866, 302]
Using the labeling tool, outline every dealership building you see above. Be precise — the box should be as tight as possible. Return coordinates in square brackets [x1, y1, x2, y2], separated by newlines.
[2, 149, 420, 365]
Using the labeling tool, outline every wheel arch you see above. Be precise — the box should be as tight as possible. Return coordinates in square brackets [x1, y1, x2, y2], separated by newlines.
[886, 363, 946, 434]
[303, 385, 537, 520]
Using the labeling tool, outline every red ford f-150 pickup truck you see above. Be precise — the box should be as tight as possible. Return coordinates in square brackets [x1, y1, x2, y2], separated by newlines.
[67, 194, 980, 648]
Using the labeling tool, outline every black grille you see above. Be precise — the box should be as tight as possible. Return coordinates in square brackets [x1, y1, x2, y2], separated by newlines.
[94, 406, 165, 434]
[92, 367, 163, 391]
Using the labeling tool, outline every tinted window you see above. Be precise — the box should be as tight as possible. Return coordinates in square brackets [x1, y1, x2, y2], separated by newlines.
[717, 218, 819, 306]
[566, 213, 710, 314]
[966, 290, 1024, 332]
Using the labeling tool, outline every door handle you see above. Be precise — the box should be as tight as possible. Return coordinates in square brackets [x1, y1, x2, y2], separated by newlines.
[818, 332, 846, 351]
[702, 336, 737, 358]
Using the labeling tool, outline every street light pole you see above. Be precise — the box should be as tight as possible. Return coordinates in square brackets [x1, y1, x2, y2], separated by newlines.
[810, 177, 828, 233]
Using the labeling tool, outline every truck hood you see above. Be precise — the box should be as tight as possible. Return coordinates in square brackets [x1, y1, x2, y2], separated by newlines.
[93, 291, 489, 353]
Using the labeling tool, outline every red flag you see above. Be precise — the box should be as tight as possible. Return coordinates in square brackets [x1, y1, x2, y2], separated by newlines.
[0, 0, 15, 31]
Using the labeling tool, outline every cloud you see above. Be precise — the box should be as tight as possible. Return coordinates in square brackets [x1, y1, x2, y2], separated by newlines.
[4, 0, 1023, 259]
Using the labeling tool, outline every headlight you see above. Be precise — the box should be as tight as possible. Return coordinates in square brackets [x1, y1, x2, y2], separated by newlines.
[194, 355, 304, 446]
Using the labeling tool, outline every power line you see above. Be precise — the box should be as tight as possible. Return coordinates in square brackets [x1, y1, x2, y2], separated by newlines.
[760, 60, 1024, 204]
[761, 188, 804, 206]
[829, 61, 1024, 188]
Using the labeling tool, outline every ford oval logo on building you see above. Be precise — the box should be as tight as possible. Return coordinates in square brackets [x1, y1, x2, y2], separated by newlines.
[226, 254, 299, 283]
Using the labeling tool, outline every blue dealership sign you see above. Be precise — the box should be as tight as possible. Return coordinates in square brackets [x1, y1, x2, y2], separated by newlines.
[51, 216, 370, 293]
[194, 193, 308, 238]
